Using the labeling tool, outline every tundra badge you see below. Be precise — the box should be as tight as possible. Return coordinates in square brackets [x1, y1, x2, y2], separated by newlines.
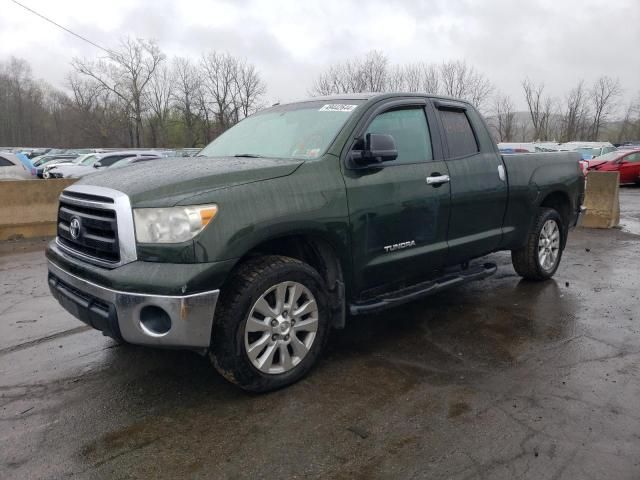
[384, 240, 416, 253]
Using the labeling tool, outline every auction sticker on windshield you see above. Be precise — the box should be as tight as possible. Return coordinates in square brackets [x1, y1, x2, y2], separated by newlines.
[319, 104, 358, 112]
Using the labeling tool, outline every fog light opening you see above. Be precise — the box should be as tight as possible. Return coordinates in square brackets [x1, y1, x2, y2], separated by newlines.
[139, 305, 172, 337]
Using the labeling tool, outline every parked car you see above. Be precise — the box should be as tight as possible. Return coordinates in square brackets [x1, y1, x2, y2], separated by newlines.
[588, 148, 640, 184]
[617, 142, 640, 151]
[42, 153, 97, 179]
[0, 153, 31, 180]
[47, 151, 166, 178]
[32, 154, 80, 177]
[47, 93, 584, 392]
[497, 143, 537, 153]
[560, 142, 617, 160]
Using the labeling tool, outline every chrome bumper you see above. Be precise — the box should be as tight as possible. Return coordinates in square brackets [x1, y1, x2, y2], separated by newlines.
[48, 261, 219, 349]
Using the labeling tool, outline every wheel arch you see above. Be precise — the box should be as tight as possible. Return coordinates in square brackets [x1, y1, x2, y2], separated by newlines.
[538, 190, 571, 247]
[225, 232, 349, 329]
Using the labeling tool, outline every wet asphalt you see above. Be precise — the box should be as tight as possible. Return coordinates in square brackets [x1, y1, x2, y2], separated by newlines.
[1, 188, 640, 480]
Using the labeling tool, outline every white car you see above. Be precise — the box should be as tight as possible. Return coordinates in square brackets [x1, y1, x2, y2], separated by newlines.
[0, 153, 31, 180]
[47, 151, 166, 178]
[42, 153, 97, 179]
[559, 141, 617, 160]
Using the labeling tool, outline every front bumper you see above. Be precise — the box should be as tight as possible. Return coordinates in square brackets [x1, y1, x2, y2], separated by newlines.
[48, 260, 219, 349]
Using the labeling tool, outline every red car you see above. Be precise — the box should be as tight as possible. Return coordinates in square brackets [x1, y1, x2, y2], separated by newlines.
[588, 149, 640, 184]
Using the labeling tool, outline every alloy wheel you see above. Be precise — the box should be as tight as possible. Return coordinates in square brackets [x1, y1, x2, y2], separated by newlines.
[244, 281, 319, 374]
[538, 219, 560, 272]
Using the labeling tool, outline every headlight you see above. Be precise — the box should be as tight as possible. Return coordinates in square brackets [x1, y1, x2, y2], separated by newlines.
[133, 204, 218, 243]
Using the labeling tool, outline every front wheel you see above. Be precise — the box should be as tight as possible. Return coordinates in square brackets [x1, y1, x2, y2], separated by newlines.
[511, 208, 564, 281]
[210, 255, 330, 392]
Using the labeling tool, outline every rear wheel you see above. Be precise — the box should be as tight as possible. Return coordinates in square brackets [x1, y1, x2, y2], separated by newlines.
[210, 255, 329, 392]
[511, 208, 564, 281]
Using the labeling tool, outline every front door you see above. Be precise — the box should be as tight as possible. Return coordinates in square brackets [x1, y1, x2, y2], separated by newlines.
[343, 103, 451, 297]
[434, 102, 508, 264]
[618, 152, 640, 183]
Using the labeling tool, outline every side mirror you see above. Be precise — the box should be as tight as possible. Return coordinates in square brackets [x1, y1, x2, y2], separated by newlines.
[93, 162, 103, 168]
[351, 133, 398, 166]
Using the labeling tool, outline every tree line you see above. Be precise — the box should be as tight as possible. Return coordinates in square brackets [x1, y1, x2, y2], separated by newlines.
[0, 37, 265, 148]
[311, 51, 640, 144]
[1, 43, 639, 148]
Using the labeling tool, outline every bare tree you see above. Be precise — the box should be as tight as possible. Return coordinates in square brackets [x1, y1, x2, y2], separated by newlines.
[589, 76, 621, 140]
[172, 57, 202, 147]
[440, 60, 493, 111]
[560, 81, 590, 141]
[310, 51, 389, 95]
[493, 95, 516, 142]
[386, 64, 406, 92]
[234, 60, 266, 120]
[200, 52, 241, 135]
[522, 79, 559, 141]
[145, 63, 173, 147]
[360, 51, 388, 92]
[388, 63, 440, 93]
[71, 37, 165, 147]
[421, 63, 440, 94]
[616, 93, 640, 142]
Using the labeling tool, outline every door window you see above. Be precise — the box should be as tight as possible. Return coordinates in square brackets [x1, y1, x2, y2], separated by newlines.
[439, 110, 479, 158]
[365, 108, 433, 164]
[0, 157, 14, 167]
[624, 153, 640, 163]
[99, 155, 131, 167]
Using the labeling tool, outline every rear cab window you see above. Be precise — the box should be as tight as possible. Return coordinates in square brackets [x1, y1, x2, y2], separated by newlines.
[438, 109, 479, 158]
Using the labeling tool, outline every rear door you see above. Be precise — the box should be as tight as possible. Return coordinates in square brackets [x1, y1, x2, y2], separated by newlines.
[343, 99, 451, 296]
[433, 100, 508, 264]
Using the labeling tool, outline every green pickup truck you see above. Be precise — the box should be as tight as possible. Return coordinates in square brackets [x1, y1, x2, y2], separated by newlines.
[47, 93, 585, 391]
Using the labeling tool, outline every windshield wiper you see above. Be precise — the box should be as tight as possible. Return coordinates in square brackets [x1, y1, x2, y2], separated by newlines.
[234, 153, 264, 158]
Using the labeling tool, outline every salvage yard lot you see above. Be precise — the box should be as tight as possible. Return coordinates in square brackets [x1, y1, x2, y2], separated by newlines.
[1, 188, 640, 480]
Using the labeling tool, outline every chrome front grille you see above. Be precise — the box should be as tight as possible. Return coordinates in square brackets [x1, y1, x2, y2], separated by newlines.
[58, 198, 120, 263]
[55, 185, 137, 268]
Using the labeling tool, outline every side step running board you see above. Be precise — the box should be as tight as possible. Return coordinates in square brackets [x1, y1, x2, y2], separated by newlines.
[349, 262, 497, 315]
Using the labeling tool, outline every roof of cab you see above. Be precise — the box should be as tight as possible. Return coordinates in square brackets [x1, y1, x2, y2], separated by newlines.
[274, 92, 473, 108]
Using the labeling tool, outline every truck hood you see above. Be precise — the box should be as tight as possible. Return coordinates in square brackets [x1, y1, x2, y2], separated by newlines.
[76, 156, 305, 206]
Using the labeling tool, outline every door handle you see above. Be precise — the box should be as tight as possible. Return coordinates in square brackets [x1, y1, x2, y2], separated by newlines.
[498, 164, 506, 182]
[426, 174, 450, 185]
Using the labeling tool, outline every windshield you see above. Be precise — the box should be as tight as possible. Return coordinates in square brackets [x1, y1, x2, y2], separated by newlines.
[198, 100, 364, 159]
[593, 151, 623, 162]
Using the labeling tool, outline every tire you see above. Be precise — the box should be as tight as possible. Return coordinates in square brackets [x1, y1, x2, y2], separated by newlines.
[209, 255, 330, 392]
[511, 208, 564, 281]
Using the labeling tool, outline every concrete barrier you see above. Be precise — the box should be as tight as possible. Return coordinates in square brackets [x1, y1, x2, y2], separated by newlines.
[0, 179, 76, 240]
[581, 171, 620, 229]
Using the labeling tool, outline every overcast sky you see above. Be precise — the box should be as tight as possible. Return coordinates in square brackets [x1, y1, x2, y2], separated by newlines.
[1, 0, 639, 112]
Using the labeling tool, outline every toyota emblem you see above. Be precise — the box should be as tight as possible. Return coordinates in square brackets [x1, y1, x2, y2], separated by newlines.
[69, 216, 82, 240]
